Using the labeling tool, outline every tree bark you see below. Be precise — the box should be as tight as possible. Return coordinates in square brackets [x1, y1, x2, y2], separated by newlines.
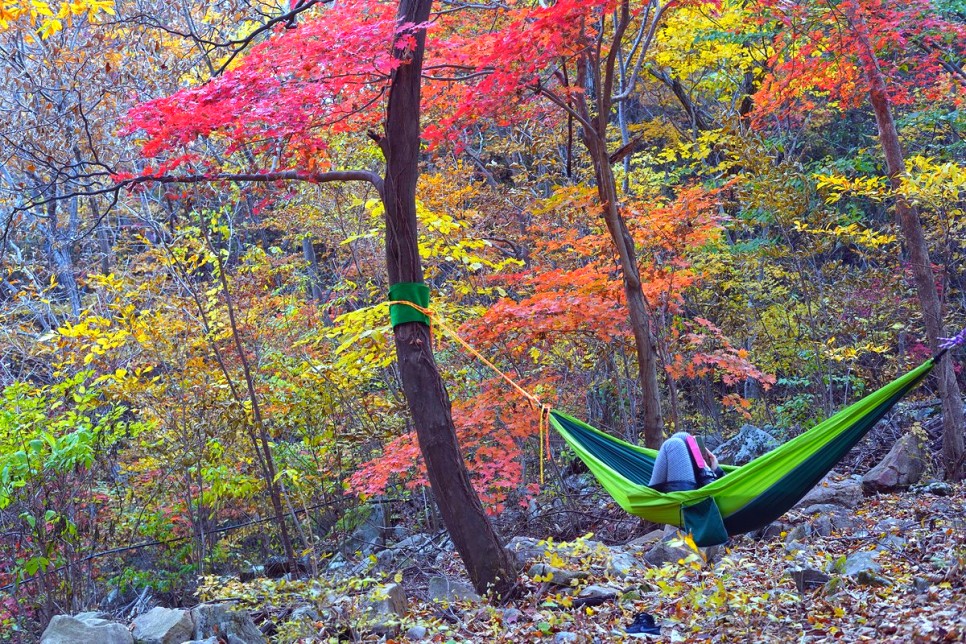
[571, 23, 665, 447]
[586, 133, 664, 448]
[380, 0, 517, 597]
[849, 4, 965, 479]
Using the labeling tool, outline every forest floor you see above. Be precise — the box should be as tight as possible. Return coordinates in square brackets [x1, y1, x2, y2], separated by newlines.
[211, 480, 966, 643]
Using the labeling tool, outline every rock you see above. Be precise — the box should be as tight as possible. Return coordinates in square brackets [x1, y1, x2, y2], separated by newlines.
[183, 639, 218, 644]
[606, 549, 641, 577]
[41, 614, 134, 644]
[643, 539, 692, 567]
[874, 518, 916, 533]
[365, 582, 408, 617]
[377, 533, 435, 570]
[625, 529, 666, 549]
[290, 605, 319, 622]
[405, 625, 428, 640]
[502, 608, 525, 624]
[427, 576, 480, 602]
[575, 584, 621, 603]
[527, 563, 589, 586]
[132, 607, 194, 644]
[363, 583, 407, 637]
[755, 522, 791, 541]
[505, 536, 549, 568]
[191, 604, 265, 644]
[862, 433, 926, 493]
[341, 503, 388, 556]
[797, 477, 862, 510]
[785, 524, 810, 543]
[842, 550, 889, 585]
[912, 480, 954, 496]
[716, 424, 780, 465]
[788, 567, 831, 593]
[554, 632, 579, 643]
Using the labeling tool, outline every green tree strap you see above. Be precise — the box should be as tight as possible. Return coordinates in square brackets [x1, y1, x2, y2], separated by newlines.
[389, 282, 431, 327]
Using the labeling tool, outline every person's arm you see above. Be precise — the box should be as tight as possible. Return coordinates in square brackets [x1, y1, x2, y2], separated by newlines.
[708, 452, 726, 478]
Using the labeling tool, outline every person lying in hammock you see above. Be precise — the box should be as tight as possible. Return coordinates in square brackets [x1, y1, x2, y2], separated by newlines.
[648, 432, 725, 492]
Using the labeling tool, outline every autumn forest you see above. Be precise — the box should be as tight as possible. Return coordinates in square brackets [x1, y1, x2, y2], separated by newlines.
[1, 0, 965, 641]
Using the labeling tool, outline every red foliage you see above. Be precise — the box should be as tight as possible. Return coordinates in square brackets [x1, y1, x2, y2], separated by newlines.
[752, 0, 966, 122]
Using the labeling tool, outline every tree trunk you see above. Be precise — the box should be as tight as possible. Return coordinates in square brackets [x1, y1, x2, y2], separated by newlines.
[380, 0, 517, 597]
[849, 4, 965, 479]
[589, 141, 664, 447]
[301, 236, 326, 301]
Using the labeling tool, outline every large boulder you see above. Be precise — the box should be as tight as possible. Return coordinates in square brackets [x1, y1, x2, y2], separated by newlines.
[862, 432, 926, 493]
[796, 476, 863, 511]
[40, 614, 133, 644]
[132, 607, 194, 644]
[191, 604, 265, 644]
[716, 424, 780, 465]
[505, 536, 549, 568]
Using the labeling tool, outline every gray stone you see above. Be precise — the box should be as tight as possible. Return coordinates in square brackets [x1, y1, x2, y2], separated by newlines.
[505, 536, 549, 568]
[862, 432, 926, 493]
[405, 625, 428, 640]
[554, 633, 579, 643]
[427, 576, 480, 602]
[41, 615, 134, 644]
[785, 525, 810, 543]
[797, 477, 862, 509]
[132, 607, 194, 644]
[364, 583, 407, 638]
[788, 567, 831, 593]
[756, 522, 791, 541]
[191, 604, 265, 644]
[874, 518, 916, 533]
[290, 605, 319, 622]
[606, 549, 641, 577]
[183, 639, 218, 644]
[842, 550, 889, 585]
[393, 533, 433, 552]
[502, 608, 524, 624]
[625, 529, 666, 549]
[365, 582, 408, 617]
[527, 563, 589, 586]
[912, 480, 954, 496]
[643, 539, 692, 567]
[341, 503, 388, 556]
[716, 424, 779, 465]
[576, 584, 620, 601]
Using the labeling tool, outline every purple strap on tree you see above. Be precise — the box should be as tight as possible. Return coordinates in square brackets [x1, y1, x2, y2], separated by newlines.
[939, 326, 966, 351]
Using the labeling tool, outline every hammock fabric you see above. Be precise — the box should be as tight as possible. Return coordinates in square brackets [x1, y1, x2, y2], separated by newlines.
[549, 358, 936, 541]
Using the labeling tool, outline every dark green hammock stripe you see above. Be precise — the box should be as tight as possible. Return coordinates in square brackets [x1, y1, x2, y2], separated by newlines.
[722, 377, 926, 534]
[549, 358, 934, 537]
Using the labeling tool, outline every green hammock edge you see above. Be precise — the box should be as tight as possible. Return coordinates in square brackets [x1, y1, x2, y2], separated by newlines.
[548, 358, 935, 532]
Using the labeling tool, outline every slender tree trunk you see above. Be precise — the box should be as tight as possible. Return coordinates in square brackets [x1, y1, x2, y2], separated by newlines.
[849, 4, 965, 479]
[379, 0, 516, 597]
[302, 236, 326, 301]
[589, 142, 664, 447]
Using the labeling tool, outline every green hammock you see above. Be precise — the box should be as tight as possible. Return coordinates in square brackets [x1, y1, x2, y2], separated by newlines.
[549, 358, 936, 541]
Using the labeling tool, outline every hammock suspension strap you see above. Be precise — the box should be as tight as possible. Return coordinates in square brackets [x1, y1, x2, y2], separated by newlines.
[386, 293, 553, 482]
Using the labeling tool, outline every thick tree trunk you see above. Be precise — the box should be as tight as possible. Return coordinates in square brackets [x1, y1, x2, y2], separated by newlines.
[380, 0, 516, 597]
[850, 5, 966, 479]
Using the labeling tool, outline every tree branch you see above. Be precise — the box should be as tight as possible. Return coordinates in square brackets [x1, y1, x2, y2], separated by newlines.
[20, 170, 385, 211]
